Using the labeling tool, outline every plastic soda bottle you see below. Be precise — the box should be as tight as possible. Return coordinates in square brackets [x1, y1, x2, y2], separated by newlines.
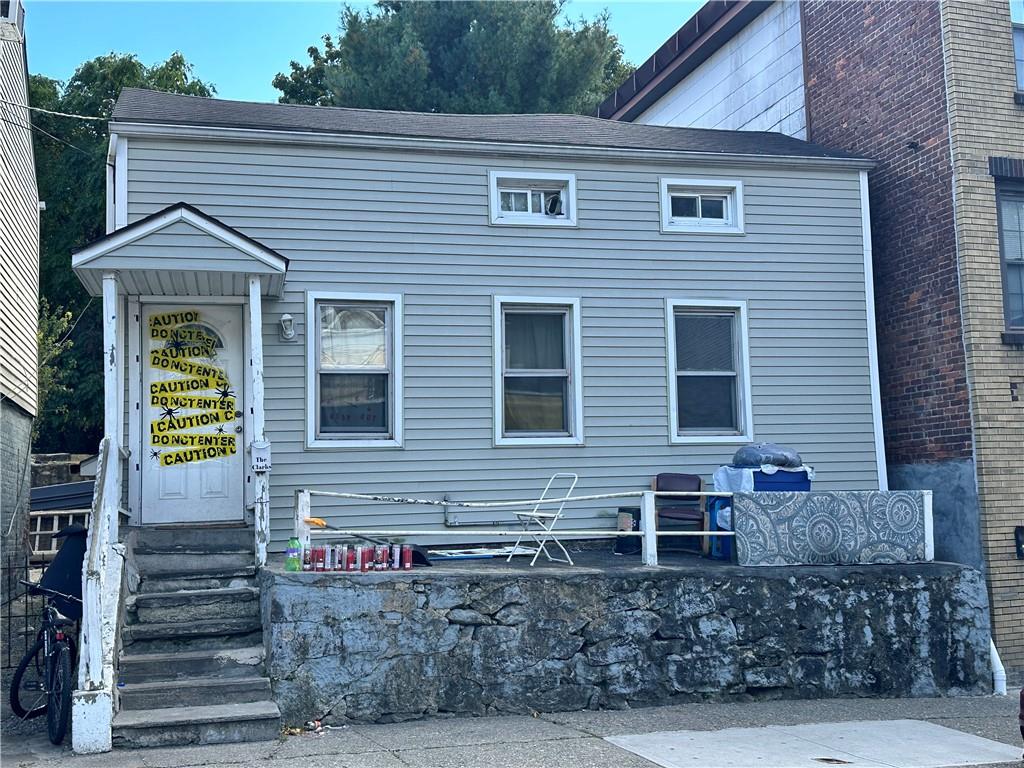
[285, 537, 302, 572]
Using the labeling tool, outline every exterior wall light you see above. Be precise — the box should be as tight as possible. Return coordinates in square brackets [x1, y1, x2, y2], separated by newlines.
[279, 313, 297, 342]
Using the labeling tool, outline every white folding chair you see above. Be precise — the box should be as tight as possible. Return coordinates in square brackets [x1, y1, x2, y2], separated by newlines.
[507, 473, 579, 566]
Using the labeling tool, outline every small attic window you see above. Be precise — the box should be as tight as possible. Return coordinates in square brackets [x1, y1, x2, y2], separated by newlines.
[489, 171, 577, 227]
[660, 178, 744, 235]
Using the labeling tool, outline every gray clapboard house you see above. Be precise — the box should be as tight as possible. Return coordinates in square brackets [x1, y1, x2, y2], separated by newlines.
[66, 88, 893, 750]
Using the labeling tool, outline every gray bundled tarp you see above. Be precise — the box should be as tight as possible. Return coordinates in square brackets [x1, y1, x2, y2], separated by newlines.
[732, 442, 803, 469]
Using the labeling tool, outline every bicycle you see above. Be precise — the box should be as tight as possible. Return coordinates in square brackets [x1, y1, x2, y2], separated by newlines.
[9, 580, 80, 745]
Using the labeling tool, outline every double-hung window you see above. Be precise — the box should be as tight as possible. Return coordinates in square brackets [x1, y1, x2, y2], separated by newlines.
[306, 292, 403, 448]
[1013, 1, 1024, 93]
[999, 188, 1024, 331]
[660, 178, 744, 234]
[666, 300, 753, 443]
[488, 171, 577, 227]
[494, 297, 583, 446]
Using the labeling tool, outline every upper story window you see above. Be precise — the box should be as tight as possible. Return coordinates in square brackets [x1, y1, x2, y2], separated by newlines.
[493, 296, 584, 446]
[665, 299, 753, 444]
[998, 188, 1024, 330]
[1013, 1, 1024, 91]
[488, 171, 577, 227]
[660, 178, 744, 235]
[306, 291, 403, 449]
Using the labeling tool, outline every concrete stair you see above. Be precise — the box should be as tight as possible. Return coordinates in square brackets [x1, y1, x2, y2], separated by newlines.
[114, 525, 280, 749]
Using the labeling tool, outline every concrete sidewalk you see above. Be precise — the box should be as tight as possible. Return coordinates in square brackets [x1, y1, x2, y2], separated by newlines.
[2, 693, 1021, 768]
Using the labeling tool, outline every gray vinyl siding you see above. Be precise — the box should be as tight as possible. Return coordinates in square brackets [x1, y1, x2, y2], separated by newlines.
[124, 136, 878, 549]
[0, 24, 39, 416]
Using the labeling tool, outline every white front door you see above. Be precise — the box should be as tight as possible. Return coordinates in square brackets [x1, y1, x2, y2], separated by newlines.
[141, 304, 245, 524]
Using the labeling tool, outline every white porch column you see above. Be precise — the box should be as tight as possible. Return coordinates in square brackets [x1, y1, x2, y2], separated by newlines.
[102, 273, 121, 541]
[248, 275, 271, 566]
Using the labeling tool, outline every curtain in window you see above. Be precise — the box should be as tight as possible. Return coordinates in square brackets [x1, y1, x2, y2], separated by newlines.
[503, 311, 568, 433]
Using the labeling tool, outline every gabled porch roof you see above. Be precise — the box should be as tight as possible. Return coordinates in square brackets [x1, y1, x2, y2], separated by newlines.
[72, 203, 288, 297]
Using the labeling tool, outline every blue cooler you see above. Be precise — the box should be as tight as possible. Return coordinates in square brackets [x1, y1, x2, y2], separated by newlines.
[708, 459, 814, 561]
[750, 468, 812, 492]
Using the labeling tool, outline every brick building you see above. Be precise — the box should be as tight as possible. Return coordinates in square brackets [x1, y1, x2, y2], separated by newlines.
[599, 0, 1024, 680]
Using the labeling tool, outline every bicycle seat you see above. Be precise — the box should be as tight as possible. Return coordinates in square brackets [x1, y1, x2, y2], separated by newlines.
[51, 611, 76, 629]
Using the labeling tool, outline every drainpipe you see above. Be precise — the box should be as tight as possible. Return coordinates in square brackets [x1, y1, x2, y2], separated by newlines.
[991, 639, 1007, 696]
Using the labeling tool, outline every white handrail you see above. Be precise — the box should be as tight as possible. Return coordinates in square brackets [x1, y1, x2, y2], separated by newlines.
[73, 434, 123, 754]
[79, 437, 109, 690]
[295, 488, 732, 567]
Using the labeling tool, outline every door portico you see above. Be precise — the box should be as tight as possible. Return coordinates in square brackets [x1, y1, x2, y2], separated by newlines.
[72, 203, 286, 558]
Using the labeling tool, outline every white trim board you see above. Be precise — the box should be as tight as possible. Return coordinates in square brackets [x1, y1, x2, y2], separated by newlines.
[664, 298, 754, 445]
[492, 295, 585, 447]
[72, 204, 287, 274]
[305, 290, 404, 450]
[859, 170, 888, 491]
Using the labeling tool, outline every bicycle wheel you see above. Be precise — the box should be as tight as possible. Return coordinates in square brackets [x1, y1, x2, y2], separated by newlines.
[9, 636, 47, 720]
[46, 642, 72, 745]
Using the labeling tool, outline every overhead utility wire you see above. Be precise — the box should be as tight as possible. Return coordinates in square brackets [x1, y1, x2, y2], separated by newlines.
[0, 96, 107, 121]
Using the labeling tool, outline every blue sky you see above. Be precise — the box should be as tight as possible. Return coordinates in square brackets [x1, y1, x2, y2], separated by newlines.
[24, 0, 701, 104]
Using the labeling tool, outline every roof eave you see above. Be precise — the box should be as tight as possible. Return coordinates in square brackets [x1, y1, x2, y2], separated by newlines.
[108, 120, 874, 171]
[598, 0, 774, 122]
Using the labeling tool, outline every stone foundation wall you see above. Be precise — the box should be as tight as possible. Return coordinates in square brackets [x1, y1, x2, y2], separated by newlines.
[261, 563, 991, 725]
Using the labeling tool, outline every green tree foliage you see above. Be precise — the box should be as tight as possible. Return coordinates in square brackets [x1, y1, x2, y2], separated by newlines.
[34, 299, 74, 446]
[273, 1, 632, 115]
[30, 52, 213, 452]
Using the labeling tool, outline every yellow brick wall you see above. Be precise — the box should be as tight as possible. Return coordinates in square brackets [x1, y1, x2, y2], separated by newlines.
[941, 0, 1024, 676]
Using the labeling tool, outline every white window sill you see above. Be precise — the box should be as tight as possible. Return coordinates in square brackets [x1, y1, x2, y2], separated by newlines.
[307, 437, 403, 450]
[661, 223, 744, 236]
[495, 435, 585, 447]
[490, 215, 577, 228]
[669, 432, 753, 445]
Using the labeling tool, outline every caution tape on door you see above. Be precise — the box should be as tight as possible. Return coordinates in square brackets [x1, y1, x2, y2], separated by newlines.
[147, 311, 237, 467]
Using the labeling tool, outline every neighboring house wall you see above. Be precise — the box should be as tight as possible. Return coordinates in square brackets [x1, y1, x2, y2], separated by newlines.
[634, 0, 807, 138]
[801, 1, 979, 569]
[941, 0, 1024, 680]
[0, 0, 39, 556]
[121, 136, 880, 549]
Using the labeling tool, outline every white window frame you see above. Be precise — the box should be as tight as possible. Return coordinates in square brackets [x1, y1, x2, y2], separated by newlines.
[305, 291, 403, 449]
[493, 296, 584, 446]
[660, 178, 744, 235]
[488, 170, 578, 227]
[665, 298, 753, 444]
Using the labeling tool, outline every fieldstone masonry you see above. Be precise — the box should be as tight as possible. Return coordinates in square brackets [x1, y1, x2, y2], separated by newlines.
[262, 562, 991, 725]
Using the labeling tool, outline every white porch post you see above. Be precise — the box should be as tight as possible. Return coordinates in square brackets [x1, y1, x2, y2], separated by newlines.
[641, 490, 658, 567]
[102, 272, 121, 540]
[71, 272, 122, 755]
[248, 275, 271, 566]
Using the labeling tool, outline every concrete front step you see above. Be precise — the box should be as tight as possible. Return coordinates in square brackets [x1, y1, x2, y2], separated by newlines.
[119, 676, 272, 711]
[136, 552, 255, 580]
[127, 587, 259, 625]
[121, 616, 263, 654]
[119, 646, 266, 684]
[112, 701, 281, 749]
[136, 571, 256, 594]
[132, 525, 255, 556]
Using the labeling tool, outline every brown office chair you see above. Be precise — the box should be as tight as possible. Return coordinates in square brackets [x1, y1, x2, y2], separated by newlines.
[651, 473, 707, 553]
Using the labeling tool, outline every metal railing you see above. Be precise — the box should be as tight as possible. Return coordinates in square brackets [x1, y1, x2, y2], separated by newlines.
[294, 488, 734, 567]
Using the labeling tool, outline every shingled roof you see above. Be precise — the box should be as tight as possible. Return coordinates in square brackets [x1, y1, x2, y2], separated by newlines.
[112, 88, 865, 163]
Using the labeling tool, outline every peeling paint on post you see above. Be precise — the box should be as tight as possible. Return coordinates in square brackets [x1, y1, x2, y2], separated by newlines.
[248, 276, 270, 567]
